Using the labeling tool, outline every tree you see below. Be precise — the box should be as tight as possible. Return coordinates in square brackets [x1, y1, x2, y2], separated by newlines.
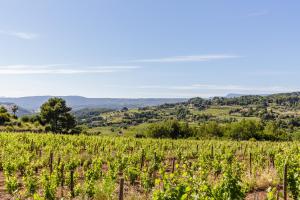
[176, 106, 190, 120]
[0, 106, 11, 125]
[0, 106, 8, 113]
[146, 120, 194, 139]
[11, 105, 18, 118]
[204, 121, 223, 137]
[225, 119, 263, 140]
[121, 107, 129, 112]
[40, 98, 76, 133]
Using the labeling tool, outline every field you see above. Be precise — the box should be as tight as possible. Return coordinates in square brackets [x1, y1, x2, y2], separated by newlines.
[1, 0, 300, 199]
[0, 132, 299, 199]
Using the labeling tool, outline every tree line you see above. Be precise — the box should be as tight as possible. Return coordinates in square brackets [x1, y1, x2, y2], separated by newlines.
[0, 97, 78, 134]
[188, 92, 300, 108]
[145, 119, 289, 141]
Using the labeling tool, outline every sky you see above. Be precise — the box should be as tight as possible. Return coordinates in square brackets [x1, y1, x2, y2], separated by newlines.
[0, 0, 300, 98]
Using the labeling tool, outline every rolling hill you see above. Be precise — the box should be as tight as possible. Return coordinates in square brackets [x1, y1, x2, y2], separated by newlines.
[0, 102, 32, 117]
[0, 96, 187, 111]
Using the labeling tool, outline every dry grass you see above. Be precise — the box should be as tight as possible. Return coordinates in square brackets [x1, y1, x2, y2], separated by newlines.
[243, 168, 280, 192]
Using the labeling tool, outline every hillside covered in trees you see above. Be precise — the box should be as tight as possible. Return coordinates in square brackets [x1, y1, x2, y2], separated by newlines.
[3, 92, 300, 140]
[77, 92, 300, 140]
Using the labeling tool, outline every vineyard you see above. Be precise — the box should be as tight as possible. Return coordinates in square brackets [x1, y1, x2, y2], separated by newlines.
[0, 132, 299, 200]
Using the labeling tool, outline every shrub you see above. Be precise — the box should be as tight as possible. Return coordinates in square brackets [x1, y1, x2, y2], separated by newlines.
[146, 120, 194, 139]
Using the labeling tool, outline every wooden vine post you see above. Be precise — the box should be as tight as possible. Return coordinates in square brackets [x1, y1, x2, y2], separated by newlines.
[276, 185, 280, 200]
[283, 162, 288, 200]
[70, 169, 75, 198]
[57, 156, 61, 167]
[49, 151, 53, 174]
[140, 149, 144, 170]
[270, 154, 275, 169]
[60, 164, 65, 198]
[35, 166, 38, 174]
[119, 178, 124, 200]
[172, 158, 176, 173]
[243, 145, 247, 160]
[249, 152, 252, 176]
[39, 148, 42, 157]
[30, 140, 35, 152]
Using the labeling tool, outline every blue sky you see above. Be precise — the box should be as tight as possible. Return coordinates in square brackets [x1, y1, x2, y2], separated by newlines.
[0, 0, 300, 98]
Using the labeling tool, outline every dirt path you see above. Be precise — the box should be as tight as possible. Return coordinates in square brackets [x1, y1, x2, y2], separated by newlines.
[0, 171, 11, 200]
[245, 191, 267, 200]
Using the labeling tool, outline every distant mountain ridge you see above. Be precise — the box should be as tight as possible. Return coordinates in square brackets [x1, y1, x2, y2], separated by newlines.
[0, 96, 188, 112]
[0, 102, 32, 116]
[226, 93, 247, 98]
[226, 93, 270, 98]
[1, 93, 295, 115]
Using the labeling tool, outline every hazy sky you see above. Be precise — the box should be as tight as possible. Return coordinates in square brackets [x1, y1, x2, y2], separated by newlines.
[0, 1, 300, 98]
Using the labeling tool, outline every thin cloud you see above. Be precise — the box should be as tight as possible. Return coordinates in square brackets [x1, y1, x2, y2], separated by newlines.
[0, 64, 140, 75]
[98, 84, 300, 98]
[131, 54, 240, 63]
[0, 30, 39, 40]
[248, 10, 269, 17]
[191, 84, 295, 92]
[133, 84, 299, 93]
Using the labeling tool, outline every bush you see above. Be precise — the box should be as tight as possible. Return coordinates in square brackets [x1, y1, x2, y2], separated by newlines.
[21, 115, 30, 123]
[199, 121, 223, 137]
[0, 113, 11, 125]
[135, 133, 146, 138]
[225, 119, 263, 140]
[146, 120, 195, 139]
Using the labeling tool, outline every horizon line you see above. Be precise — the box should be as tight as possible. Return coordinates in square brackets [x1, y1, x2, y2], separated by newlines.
[0, 91, 293, 99]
